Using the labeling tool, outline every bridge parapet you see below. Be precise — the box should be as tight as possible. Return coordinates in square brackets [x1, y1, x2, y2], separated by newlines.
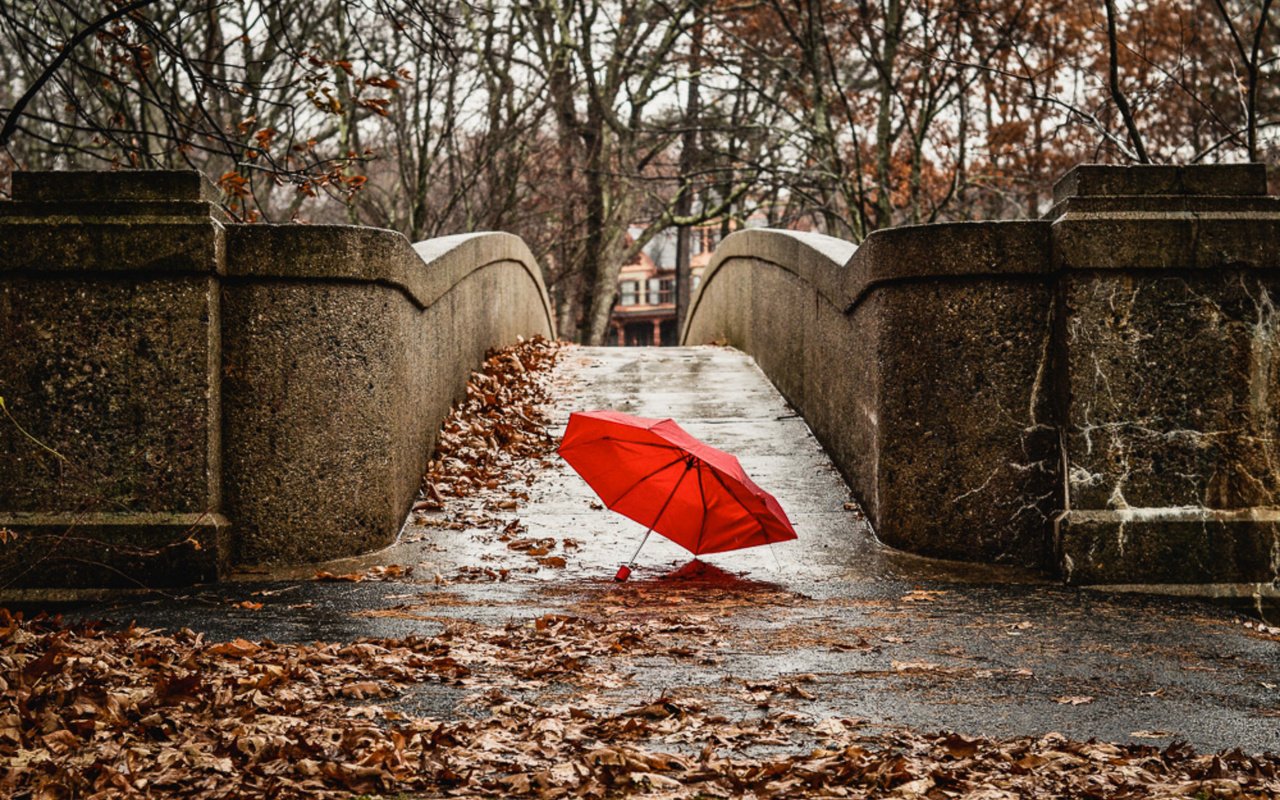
[684, 164, 1280, 597]
[0, 171, 554, 587]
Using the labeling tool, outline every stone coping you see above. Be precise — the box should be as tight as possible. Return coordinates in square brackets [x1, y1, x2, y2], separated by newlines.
[2, 171, 556, 333]
[411, 231, 553, 321]
[1060, 507, 1280, 524]
[683, 221, 1050, 342]
[0, 200, 227, 220]
[684, 192, 1280, 343]
[1052, 163, 1268, 204]
[843, 221, 1051, 311]
[686, 228, 856, 321]
[226, 227, 555, 329]
[0, 201, 556, 329]
[11, 170, 219, 203]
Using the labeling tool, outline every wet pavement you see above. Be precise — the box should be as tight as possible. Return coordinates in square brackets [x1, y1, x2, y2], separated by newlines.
[27, 346, 1280, 755]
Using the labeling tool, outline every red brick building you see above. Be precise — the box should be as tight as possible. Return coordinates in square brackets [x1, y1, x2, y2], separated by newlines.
[607, 226, 717, 346]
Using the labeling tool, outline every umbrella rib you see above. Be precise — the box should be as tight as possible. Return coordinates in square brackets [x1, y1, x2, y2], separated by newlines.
[603, 453, 689, 508]
[559, 436, 683, 454]
[705, 464, 769, 547]
[693, 461, 709, 555]
[647, 460, 692, 534]
[625, 459, 693, 568]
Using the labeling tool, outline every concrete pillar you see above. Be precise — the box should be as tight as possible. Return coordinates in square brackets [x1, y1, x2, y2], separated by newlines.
[0, 171, 231, 586]
[1048, 164, 1280, 586]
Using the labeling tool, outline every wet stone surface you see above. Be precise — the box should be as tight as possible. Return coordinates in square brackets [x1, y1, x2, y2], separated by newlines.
[47, 346, 1280, 755]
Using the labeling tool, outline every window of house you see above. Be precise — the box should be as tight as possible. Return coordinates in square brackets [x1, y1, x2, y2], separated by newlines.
[619, 280, 639, 306]
[647, 278, 662, 305]
[658, 277, 674, 304]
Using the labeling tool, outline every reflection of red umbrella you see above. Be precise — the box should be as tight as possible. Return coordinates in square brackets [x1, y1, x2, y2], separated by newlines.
[558, 410, 797, 580]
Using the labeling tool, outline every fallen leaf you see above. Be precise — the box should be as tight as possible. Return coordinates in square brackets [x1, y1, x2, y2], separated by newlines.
[207, 638, 260, 657]
[901, 590, 947, 603]
[1054, 695, 1094, 705]
[340, 681, 386, 699]
[314, 570, 362, 582]
[942, 732, 981, 758]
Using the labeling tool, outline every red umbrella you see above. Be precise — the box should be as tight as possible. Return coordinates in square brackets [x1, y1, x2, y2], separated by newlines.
[558, 410, 797, 580]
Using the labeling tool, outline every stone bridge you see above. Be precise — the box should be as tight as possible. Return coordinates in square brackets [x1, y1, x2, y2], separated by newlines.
[2, 166, 1278, 606]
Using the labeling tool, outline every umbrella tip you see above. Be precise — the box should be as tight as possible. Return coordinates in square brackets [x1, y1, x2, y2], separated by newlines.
[614, 565, 632, 582]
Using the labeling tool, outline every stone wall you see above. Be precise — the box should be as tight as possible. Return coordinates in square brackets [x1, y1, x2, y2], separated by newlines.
[684, 164, 1280, 594]
[0, 171, 554, 587]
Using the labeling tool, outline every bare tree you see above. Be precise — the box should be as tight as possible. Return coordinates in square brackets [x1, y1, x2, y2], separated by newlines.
[3, 0, 1275, 342]
[1103, 0, 1150, 163]
[522, 0, 751, 344]
[0, 0, 450, 217]
[1210, 0, 1275, 162]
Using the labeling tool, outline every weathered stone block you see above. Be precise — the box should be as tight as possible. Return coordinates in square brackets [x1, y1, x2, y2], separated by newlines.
[222, 226, 555, 565]
[875, 278, 1057, 566]
[0, 172, 226, 588]
[0, 512, 229, 588]
[1051, 163, 1268, 205]
[1, 170, 555, 588]
[685, 164, 1280, 596]
[221, 280, 408, 563]
[0, 276, 222, 514]
[12, 169, 218, 203]
[1061, 273, 1280, 512]
[1050, 167, 1280, 588]
[684, 222, 1057, 568]
[814, 292, 882, 522]
[1057, 509, 1280, 585]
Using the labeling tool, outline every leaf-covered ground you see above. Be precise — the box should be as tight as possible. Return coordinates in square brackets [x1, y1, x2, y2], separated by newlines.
[3, 606, 1279, 798]
[4, 338, 1279, 798]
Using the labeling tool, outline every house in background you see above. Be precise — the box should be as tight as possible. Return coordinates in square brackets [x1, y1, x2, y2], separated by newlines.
[606, 225, 719, 346]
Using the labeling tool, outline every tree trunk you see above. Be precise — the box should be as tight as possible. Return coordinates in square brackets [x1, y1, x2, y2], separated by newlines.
[874, 0, 902, 229]
[674, 15, 704, 335]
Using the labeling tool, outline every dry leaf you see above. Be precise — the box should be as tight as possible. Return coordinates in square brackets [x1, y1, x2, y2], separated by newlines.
[900, 590, 947, 603]
[314, 570, 362, 582]
[1053, 695, 1095, 705]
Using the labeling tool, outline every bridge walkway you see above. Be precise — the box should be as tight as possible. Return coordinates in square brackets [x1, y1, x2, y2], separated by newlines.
[72, 346, 1280, 753]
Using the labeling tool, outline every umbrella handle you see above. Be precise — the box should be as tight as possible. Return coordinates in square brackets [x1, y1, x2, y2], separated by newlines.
[615, 529, 653, 581]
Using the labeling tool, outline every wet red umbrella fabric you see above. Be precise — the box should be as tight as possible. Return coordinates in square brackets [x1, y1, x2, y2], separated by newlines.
[558, 410, 797, 575]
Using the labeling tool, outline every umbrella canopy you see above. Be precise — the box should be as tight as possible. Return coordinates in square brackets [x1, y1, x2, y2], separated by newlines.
[558, 410, 797, 558]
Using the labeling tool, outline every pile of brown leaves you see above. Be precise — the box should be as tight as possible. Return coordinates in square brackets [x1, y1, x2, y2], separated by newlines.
[4, 607, 1279, 799]
[418, 335, 561, 514]
[398, 335, 567, 580]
